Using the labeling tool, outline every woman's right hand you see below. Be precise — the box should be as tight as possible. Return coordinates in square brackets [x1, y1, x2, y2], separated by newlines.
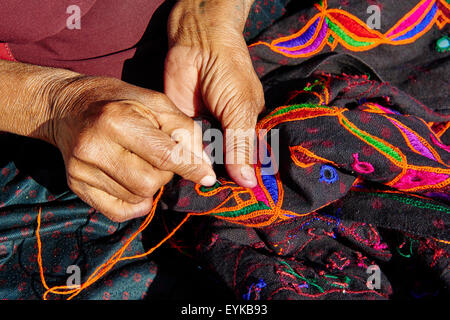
[48, 76, 215, 222]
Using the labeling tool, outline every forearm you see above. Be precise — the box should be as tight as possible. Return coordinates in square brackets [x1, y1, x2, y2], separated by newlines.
[0, 60, 81, 143]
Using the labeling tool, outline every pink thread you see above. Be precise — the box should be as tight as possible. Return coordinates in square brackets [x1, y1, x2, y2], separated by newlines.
[430, 133, 450, 153]
[392, 169, 449, 190]
[252, 185, 269, 206]
[387, 0, 433, 37]
[373, 242, 388, 250]
[351, 153, 375, 174]
[371, 103, 397, 114]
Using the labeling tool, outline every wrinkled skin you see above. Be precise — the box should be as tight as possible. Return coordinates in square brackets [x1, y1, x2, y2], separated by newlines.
[52, 76, 216, 222]
[0, 0, 264, 223]
[165, 0, 265, 189]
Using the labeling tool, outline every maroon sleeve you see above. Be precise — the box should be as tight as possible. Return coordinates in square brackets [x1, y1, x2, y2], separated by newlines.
[0, 0, 165, 78]
[0, 0, 96, 43]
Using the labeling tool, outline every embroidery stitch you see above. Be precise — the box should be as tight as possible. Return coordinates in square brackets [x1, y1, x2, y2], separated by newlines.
[249, 0, 450, 58]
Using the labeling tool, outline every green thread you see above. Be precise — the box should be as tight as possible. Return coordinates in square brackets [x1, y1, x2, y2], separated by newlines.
[325, 17, 375, 47]
[366, 192, 450, 214]
[199, 181, 222, 192]
[341, 118, 402, 162]
[323, 274, 352, 288]
[328, 34, 335, 44]
[211, 201, 270, 218]
[396, 237, 416, 258]
[436, 36, 450, 53]
[304, 79, 324, 92]
[279, 260, 324, 293]
[268, 103, 329, 118]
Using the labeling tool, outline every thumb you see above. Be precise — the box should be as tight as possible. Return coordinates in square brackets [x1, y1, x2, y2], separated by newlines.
[221, 98, 264, 188]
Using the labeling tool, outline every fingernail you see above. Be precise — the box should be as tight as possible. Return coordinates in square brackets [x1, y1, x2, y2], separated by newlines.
[200, 175, 216, 187]
[240, 165, 257, 186]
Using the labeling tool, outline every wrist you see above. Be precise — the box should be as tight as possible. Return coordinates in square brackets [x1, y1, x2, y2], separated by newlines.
[0, 60, 83, 144]
[168, 0, 255, 46]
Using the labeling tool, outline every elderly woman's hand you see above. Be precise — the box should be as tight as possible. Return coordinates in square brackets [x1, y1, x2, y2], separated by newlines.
[49, 76, 216, 222]
[165, 0, 265, 188]
[0, 60, 216, 222]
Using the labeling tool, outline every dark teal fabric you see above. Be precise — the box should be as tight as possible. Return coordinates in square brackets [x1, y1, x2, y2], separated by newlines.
[0, 133, 157, 300]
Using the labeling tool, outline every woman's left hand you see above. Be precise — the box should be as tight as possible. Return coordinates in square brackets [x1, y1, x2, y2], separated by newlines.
[164, 0, 264, 188]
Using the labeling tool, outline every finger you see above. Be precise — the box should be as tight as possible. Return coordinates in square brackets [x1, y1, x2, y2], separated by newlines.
[218, 74, 265, 188]
[65, 157, 147, 204]
[68, 179, 155, 222]
[197, 44, 265, 188]
[122, 127, 216, 186]
[137, 93, 209, 164]
[72, 139, 174, 199]
[111, 101, 217, 186]
[223, 108, 259, 188]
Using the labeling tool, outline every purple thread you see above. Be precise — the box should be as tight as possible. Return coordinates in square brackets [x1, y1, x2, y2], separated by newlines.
[389, 119, 437, 161]
[278, 18, 328, 55]
[276, 17, 320, 48]
[424, 192, 450, 202]
[298, 283, 309, 289]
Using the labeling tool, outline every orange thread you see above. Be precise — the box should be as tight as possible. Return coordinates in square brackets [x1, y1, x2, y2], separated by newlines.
[35, 187, 193, 300]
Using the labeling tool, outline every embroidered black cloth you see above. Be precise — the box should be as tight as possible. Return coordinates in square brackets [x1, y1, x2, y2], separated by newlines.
[0, 0, 448, 300]
[160, 0, 450, 300]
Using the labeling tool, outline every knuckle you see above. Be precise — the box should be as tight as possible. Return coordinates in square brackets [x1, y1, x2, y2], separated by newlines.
[97, 104, 122, 132]
[137, 176, 158, 198]
[65, 158, 79, 178]
[71, 134, 98, 161]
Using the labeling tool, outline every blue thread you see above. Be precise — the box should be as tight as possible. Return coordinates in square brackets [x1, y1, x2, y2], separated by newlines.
[410, 290, 439, 299]
[262, 174, 278, 204]
[243, 284, 254, 300]
[260, 146, 272, 168]
[243, 279, 267, 300]
[321, 208, 341, 238]
[319, 165, 339, 184]
[393, 3, 437, 41]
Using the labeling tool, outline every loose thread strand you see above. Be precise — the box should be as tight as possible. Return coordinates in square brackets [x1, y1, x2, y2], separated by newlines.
[36, 186, 189, 300]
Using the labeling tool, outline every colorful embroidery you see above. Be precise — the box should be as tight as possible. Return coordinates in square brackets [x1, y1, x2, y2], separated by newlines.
[249, 0, 450, 58]
[319, 165, 339, 184]
[351, 153, 375, 174]
[188, 75, 450, 229]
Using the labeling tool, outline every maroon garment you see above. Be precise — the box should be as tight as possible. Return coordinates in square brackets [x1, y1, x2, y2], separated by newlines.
[0, 0, 165, 78]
